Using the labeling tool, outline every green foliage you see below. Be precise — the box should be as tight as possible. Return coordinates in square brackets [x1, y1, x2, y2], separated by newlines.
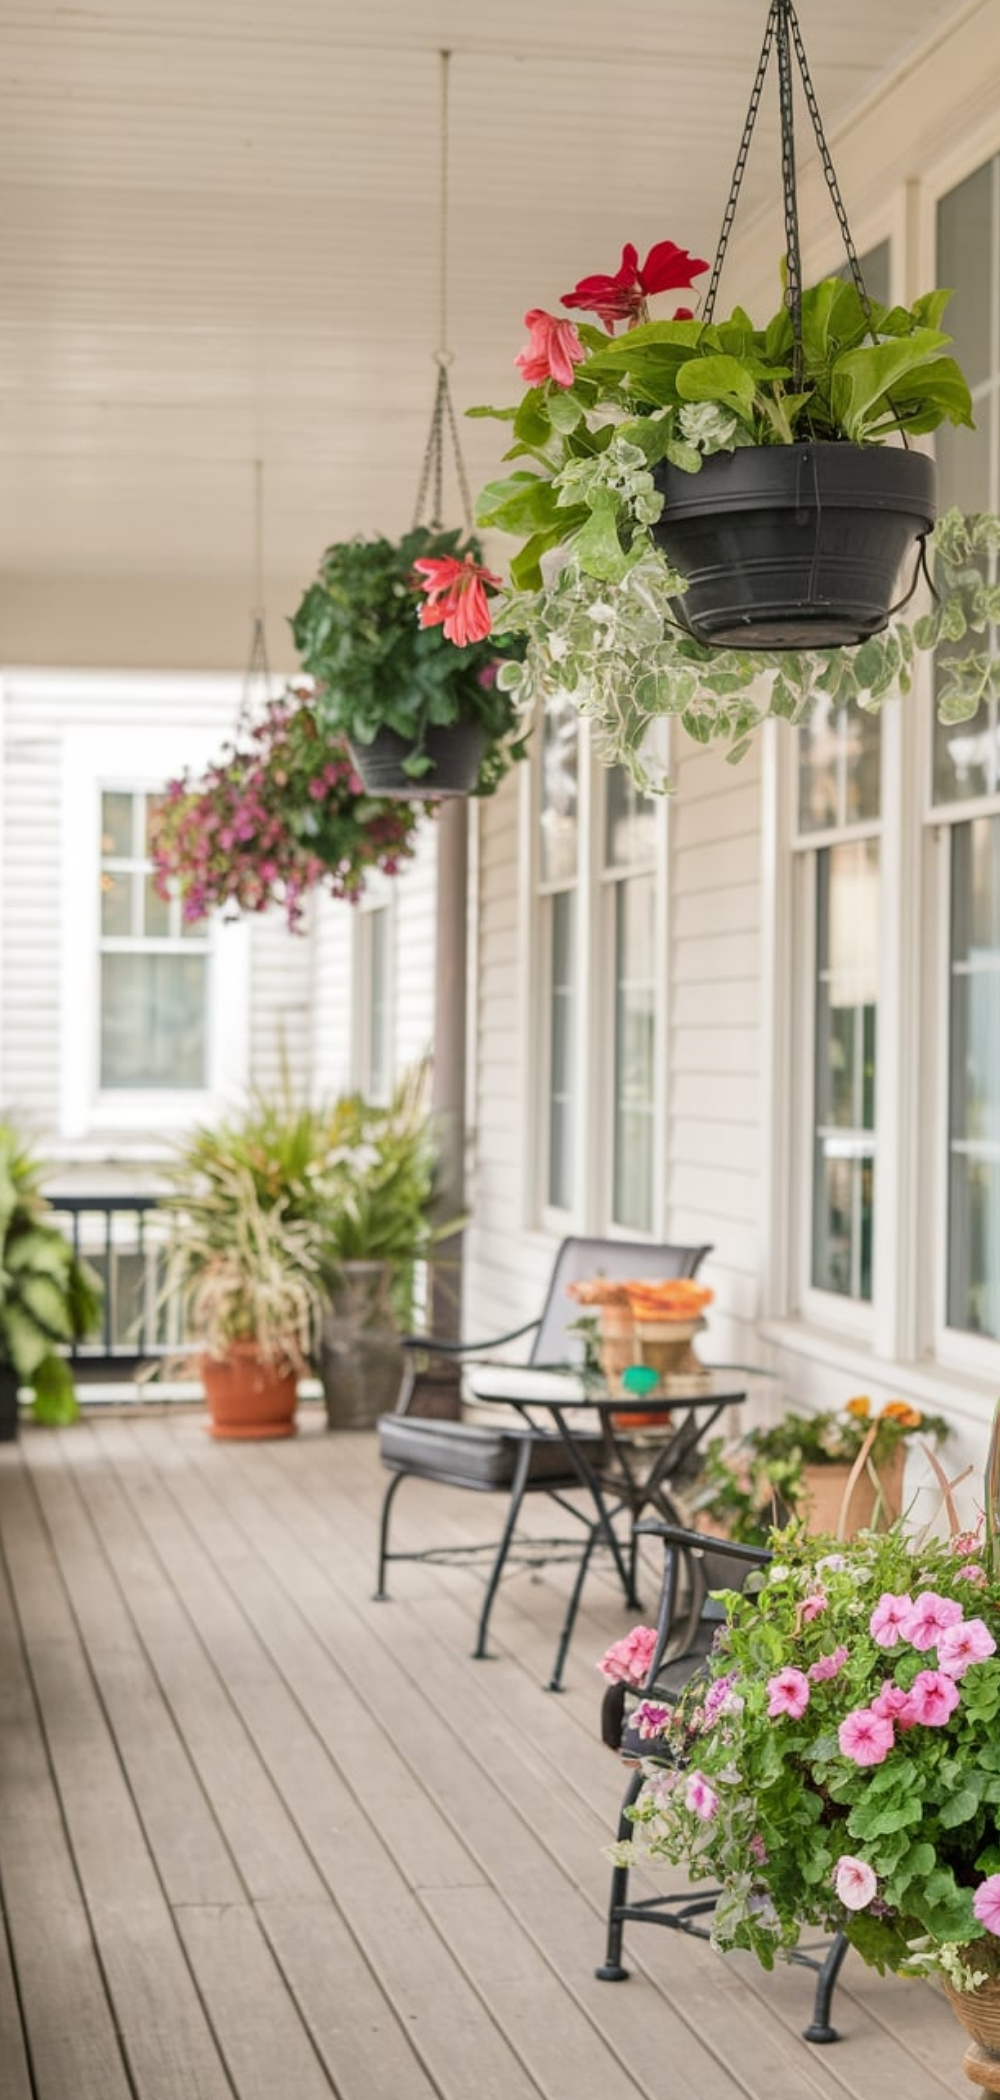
[291, 526, 528, 795]
[617, 1524, 1000, 1986]
[0, 1124, 102, 1424]
[691, 1400, 948, 1546]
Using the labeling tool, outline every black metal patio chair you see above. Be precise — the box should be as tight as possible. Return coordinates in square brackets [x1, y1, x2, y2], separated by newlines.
[374, 1236, 711, 1665]
[596, 1519, 849, 2044]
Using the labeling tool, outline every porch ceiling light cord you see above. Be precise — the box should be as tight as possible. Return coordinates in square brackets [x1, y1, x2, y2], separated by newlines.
[703, 0, 883, 402]
[412, 48, 474, 534]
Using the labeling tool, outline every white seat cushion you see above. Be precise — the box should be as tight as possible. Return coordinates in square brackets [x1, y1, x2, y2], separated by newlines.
[465, 1363, 587, 1405]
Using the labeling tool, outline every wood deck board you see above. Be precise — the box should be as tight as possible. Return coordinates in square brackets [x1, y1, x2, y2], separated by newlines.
[0, 1419, 968, 2100]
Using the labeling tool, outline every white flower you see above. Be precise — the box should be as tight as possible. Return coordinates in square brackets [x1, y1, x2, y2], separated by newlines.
[833, 1856, 878, 1911]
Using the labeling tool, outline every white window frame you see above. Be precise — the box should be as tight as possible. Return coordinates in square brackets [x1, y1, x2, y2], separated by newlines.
[600, 777, 664, 1238]
[60, 721, 251, 1140]
[353, 884, 395, 1104]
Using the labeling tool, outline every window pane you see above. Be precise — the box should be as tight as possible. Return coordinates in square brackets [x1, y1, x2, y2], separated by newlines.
[101, 870, 134, 936]
[101, 790, 135, 859]
[143, 874, 172, 939]
[606, 768, 656, 869]
[937, 159, 994, 392]
[933, 704, 1000, 806]
[540, 697, 579, 885]
[548, 891, 575, 1210]
[798, 697, 881, 833]
[812, 842, 879, 1300]
[101, 953, 208, 1088]
[612, 874, 656, 1231]
[948, 818, 1000, 1338]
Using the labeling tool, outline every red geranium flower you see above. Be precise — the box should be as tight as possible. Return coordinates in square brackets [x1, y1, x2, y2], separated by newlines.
[413, 553, 503, 647]
[561, 239, 709, 332]
[514, 309, 586, 388]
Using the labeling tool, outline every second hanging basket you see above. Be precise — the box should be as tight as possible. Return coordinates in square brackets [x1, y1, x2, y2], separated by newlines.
[651, 441, 936, 650]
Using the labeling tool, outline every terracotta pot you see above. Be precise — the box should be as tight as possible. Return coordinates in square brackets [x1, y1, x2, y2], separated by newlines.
[596, 1304, 637, 1395]
[200, 1342, 299, 1441]
[799, 1444, 905, 1538]
[942, 1968, 1000, 2092]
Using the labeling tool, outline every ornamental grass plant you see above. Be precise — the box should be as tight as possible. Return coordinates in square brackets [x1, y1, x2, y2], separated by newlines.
[604, 1455, 1000, 1994]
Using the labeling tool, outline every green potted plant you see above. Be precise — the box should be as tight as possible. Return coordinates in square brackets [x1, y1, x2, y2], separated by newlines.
[150, 686, 422, 931]
[161, 1158, 324, 1440]
[291, 525, 528, 798]
[0, 1125, 102, 1437]
[442, 238, 1000, 785]
[689, 1395, 948, 1543]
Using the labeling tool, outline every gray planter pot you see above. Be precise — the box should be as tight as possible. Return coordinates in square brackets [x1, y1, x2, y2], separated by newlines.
[319, 1261, 404, 1430]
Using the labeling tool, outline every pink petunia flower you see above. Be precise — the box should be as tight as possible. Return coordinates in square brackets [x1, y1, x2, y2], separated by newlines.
[766, 1667, 811, 1719]
[956, 1564, 988, 1585]
[630, 1700, 671, 1740]
[973, 1876, 1000, 1937]
[801, 1590, 828, 1624]
[871, 1680, 917, 1727]
[561, 239, 709, 332]
[809, 1645, 849, 1683]
[936, 1617, 997, 1678]
[906, 1669, 961, 1725]
[685, 1770, 719, 1821]
[869, 1592, 914, 1648]
[514, 309, 586, 388]
[838, 1707, 895, 1766]
[833, 1855, 878, 1911]
[597, 1624, 659, 1689]
[412, 553, 502, 647]
[748, 1833, 769, 1865]
[900, 1591, 964, 1652]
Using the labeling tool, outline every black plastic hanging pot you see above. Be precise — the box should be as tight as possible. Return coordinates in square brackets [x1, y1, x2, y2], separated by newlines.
[651, 442, 936, 650]
[348, 720, 487, 800]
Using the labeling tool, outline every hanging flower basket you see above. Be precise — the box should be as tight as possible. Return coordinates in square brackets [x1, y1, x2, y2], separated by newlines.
[651, 442, 936, 649]
[348, 719, 488, 800]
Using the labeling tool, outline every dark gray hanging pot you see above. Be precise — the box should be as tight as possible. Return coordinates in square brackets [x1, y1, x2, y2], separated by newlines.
[651, 442, 936, 650]
[348, 721, 486, 799]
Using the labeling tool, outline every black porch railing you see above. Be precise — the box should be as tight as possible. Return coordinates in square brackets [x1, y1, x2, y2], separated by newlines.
[47, 1194, 185, 1372]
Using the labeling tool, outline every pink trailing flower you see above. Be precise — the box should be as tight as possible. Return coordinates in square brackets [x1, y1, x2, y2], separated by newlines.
[748, 1833, 769, 1865]
[871, 1681, 917, 1727]
[956, 1564, 988, 1585]
[950, 1526, 984, 1557]
[766, 1667, 811, 1719]
[561, 239, 709, 332]
[869, 1592, 914, 1648]
[838, 1708, 895, 1767]
[631, 1700, 671, 1740]
[973, 1876, 1000, 1936]
[685, 1771, 719, 1821]
[597, 1625, 658, 1689]
[704, 1670, 743, 1722]
[936, 1617, 997, 1678]
[809, 1645, 849, 1684]
[413, 553, 503, 647]
[800, 1590, 828, 1624]
[514, 309, 586, 388]
[900, 1591, 964, 1651]
[833, 1856, 878, 1911]
[906, 1670, 961, 1725]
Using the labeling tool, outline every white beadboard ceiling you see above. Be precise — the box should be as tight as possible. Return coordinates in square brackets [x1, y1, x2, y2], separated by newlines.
[0, 0, 979, 667]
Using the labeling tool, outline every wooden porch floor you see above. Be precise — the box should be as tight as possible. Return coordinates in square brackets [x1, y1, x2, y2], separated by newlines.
[0, 1413, 970, 2100]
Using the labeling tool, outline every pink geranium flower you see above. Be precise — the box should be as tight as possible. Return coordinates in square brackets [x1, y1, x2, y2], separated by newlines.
[974, 1876, 1000, 1936]
[561, 238, 709, 332]
[514, 310, 586, 388]
[869, 1592, 914, 1648]
[833, 1856, 878, 1910]
[809, 1645, 849, 1683]
[413, 553, 502, 647]
[936, 1617, 997, 1678]
[685, 1771, 719, 1821]
[901, 1591, 964, 1651]
[766, 1667, 811, 1719]
[906, 1669, 961, 1725]
[597, 1624, 658, 1688]
[838, 1707, 895, 1766]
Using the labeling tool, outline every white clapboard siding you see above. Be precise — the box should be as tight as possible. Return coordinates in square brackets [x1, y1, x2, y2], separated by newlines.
[666, 740, 764, 1371]
[393, 821, 437, 1079]
[246, 906, 315, 1098]
[309, 893, 355, 1098]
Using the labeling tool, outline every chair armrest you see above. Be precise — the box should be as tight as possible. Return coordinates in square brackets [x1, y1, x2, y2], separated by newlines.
[634, 1519, 771, 1567]
[399, 1318, 541, 1357]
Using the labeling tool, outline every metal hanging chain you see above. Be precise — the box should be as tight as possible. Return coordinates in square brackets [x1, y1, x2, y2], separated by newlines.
[412, 49, 474, 535]
[238, 457, 272, 733]
[704, 0, 877, 363]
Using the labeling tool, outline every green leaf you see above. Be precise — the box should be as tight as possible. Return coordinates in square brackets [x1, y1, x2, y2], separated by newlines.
[475, 472, 560, 537]
[830, 329, 967, 441]
[570, 498, 633, 583]
[547, 391, 583, 434]
[675, 354, 756, 418]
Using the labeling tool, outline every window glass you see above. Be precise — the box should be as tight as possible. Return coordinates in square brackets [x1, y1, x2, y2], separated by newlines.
[540, 697, 579, 886]
[811, 841, 879, 1301]
[612, 873, 656, 1231]
[99, 787, 209, 1090]
[606, 767, 656, 870]
[798, 696, 881, 833]
[947, 817, 1000, 1338]
[548, 892, 575, 1211]
[937, 161, 994, 391]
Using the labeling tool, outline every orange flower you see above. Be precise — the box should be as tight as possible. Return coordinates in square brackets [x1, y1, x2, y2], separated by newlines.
[880, 1400, 923, 1429]
[625, 1279, 713, 1322]
[845, 1396, 871, 1419]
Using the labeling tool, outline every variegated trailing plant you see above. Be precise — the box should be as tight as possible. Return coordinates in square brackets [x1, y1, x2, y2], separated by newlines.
[422, 245, 1000, 790]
